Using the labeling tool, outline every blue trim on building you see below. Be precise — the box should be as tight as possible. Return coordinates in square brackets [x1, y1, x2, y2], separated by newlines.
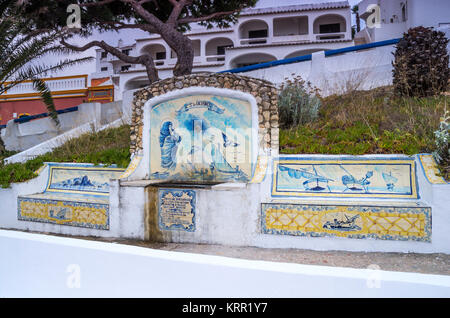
[13, 106, 79, 124]
[219, 38, 401, 74]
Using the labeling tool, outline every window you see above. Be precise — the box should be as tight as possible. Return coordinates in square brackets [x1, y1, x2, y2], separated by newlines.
[101, 67, 108, 72]
[122, 49, 131, 55]
[248, 30, 268, 44]
[401, 2, 408, 22]
[216, 45, 232, 61]
[121, 65, 131, 72]
[100, 51, 107, 59]
[248, 29, 268, 39]
[319, 23, 341, 34]
[217, 45, 232, 55]
[155, 51, 166, 60]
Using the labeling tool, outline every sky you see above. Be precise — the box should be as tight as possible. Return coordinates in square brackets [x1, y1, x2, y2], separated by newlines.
[45, 0, 361, 78]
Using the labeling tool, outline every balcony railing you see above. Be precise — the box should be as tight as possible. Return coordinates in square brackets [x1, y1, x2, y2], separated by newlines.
[272, 34, 310, 43]
[239, 37, 269, 45]
[315, 32, 346, 41]
[205, 55, 226, 63]
[2, 76, 87, 96]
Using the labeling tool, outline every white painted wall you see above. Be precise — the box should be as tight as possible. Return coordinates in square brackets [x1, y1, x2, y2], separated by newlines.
[2, 103, 98, 152]
[1, 229, 449, 297]
[0, 172, 144, 239]
[113, 154, 450, 254]
[1, 102, 125, 152]
[3, 122, 97, 164]
[243, 43, 396, 95]
[1, 151, 449, 254]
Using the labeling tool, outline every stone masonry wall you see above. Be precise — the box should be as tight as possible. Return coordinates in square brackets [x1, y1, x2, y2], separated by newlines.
[129, 73, 279, 155]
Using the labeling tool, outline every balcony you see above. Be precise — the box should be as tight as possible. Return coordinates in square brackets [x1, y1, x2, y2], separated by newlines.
[315, 32, 346, 40]
[272, 34, 310, 44]
[239, 37, 269, 45]
[313, 14, 348, 41]
[2, 75, 87, 96]
[238, 19, 269, 46]
[272, 16, 309, 44]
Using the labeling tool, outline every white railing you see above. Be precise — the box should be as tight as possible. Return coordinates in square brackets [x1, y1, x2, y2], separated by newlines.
[239, 37, 270, 45]
[154, 59, 166, 67]
[315, 32, 347, 41]
[272, 34, 310, 43]
[205, 55, 226, 63]
[3, 76, 87, 96]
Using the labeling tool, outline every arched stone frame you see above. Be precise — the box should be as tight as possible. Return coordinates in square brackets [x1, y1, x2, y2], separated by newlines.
[128, 73, 279, 181]
[140, 87, 259, 181]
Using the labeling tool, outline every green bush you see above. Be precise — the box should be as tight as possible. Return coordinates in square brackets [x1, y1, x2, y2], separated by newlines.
[0, 125, 131, 188]
[279, 86, 447, 160]
[278, 76, 321, 129]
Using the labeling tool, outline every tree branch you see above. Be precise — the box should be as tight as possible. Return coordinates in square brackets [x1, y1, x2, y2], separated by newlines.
[120, 0, 166, 30]
[167, 0, 192, 26]
[60, 38, 159, 82]
[91, 17, 157, 33]
[178, 9, 240, 24]
[79, 0, 118, 7]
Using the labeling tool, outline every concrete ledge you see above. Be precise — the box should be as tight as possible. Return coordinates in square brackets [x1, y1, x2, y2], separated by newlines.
[1, 229, 449, 297]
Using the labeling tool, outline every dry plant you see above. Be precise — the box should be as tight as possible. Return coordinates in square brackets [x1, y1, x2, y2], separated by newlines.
[393, 26, 449, 97]
[321, 67, 375, 97]
[278, 75, 321, 129]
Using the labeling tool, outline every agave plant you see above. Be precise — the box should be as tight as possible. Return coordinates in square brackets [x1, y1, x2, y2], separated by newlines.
[0, 0, 92, 126]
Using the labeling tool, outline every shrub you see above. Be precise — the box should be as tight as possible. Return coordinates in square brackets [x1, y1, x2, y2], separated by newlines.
[392, 26, 449, 97]
[0, 136, 5, 154]
[278, 76, 321, 129]
[0, 125, 131, 188]
[279, 86, 446, 156]
[433, 108, 450, 179]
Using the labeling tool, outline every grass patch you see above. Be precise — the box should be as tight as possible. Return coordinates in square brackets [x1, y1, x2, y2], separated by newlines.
[280, 86, 447, 156]
[0, 150, 17, 162]
[0, 125, 131, 188]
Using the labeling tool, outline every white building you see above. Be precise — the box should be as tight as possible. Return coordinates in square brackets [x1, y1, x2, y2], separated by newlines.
[355, 0, 450, 44]
[91, 1, 353, 99]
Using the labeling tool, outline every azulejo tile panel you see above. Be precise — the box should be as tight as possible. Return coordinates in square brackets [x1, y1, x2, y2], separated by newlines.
[46, 165, 125, 195]
[272, 157, 418, 199]
[18, 197, 109, 230]
[16, 163, 123, 230]
[418, 154, 448, 184]
[150, 94, 253, 183]
[250, 155, 269, 184]
[119, 155, 143, 179]
[261, 203, 431, 242]
[158, 189, 196, 232]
